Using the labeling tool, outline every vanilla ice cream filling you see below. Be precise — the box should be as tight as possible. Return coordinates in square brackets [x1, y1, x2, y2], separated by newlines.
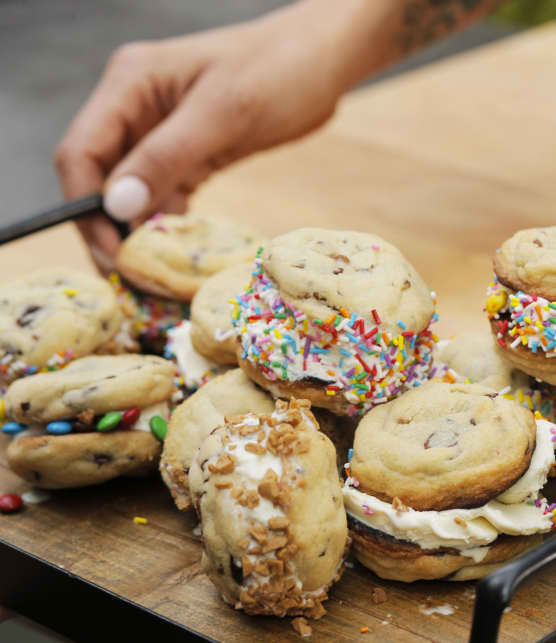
[165, 320, 224, 390]
[344, 419, 555, 557]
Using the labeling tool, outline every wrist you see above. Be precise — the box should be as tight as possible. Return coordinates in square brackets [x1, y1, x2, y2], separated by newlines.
[292, 0, 400, 94]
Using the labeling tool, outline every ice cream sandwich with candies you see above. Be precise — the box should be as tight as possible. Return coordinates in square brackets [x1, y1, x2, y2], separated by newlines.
[2, 355, 174, 488]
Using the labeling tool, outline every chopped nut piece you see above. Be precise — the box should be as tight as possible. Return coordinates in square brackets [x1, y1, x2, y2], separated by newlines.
[242, 556, 254, 577]
[268, 516, 290, 530]
[371, 587, 387, 604]
[454, 517, 467, 527]
[258, 469, 280, 502]
[214, 481, 232, 489]
[392, 497, 409, 512]
[245, 442, 266, 455]
[208, 452, 237, 475]
[306, 602, 326, 619]
[240, 589, 255, 605]
[249, 524, 269, 544]
[262, 535, 289, 553]
[257, 429, 266, 442]
[255, 560, 270, 576]
[77, 409, 95, 425]
[238, 538, 250, 550]
[268, 559, 284, 576]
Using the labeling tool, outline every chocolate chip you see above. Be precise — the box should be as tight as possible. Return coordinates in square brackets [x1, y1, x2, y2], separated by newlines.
[485, 393, 498, 399]
[101, 321, 109, 331]
[424, 430, 459, 449]
[333, 267, 344, 275]
[20, 402, 30, 413]
[318, 548, 327, 557]
[230, 558, 244, 585]
[470, 418, 476, 425]
[16, 305, 42, 327]
[533, 239, 543, 247]
[329, 253, 350, 263]
[93, 453, 113, 466]
[402, 280, 411, 290]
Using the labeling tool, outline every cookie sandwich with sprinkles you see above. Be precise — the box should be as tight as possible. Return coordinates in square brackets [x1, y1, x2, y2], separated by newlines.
[189, 398, 350, 618]
[0, 268, 126, 385]
[343, 381, 556, 582]
[107, 272, 189, 356]
[232, 228, 438, 417]
[487, 226, 556, 386]
[2, 355, 174, 488]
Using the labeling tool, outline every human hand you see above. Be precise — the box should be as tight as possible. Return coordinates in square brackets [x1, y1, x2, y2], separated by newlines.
[55, 0, 361, 270]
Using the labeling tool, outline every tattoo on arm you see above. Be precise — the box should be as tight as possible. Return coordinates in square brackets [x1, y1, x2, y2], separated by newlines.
[398, 0, 506, 54]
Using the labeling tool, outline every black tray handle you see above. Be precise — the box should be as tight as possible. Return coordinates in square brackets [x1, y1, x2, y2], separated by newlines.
[0, 193, 130, 245]
[469, 536, 556, 643]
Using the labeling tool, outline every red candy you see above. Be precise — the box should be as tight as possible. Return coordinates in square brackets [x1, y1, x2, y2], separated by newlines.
[120, 407, 141, 430]
[0, 493, 23, 513]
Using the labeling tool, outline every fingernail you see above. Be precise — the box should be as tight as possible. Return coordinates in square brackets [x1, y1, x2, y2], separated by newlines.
[90, 245, 116, 273]
[104, 176, 150, 221]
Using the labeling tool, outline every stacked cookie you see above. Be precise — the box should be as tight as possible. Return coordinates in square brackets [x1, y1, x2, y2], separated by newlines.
[114, 213, 265, 355]
[343, 382, 555, 581]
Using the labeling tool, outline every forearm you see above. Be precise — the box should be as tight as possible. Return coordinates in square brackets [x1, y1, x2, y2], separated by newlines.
[295, 0, 506, 93]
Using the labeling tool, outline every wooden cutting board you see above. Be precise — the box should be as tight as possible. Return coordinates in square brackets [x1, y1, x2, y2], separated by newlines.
[2, 22, 556, 642]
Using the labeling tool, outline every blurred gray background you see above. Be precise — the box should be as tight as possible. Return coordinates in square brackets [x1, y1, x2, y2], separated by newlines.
[0, 0, 514, 227]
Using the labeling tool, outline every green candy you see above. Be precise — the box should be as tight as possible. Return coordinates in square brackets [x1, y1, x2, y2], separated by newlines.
[149, 415, 168, 441]
[97, 411, 122, 432]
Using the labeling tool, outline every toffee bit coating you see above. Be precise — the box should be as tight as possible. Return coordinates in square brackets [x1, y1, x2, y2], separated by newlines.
[189, 398, 350, 618]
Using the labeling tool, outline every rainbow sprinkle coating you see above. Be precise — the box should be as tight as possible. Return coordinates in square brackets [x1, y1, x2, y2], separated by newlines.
[231, 252, 438, 416]
[0, 349, 74, 384]
[108, 272, 189, 343]
[528, 494, 556, 530]
[487, 277, 556, 356]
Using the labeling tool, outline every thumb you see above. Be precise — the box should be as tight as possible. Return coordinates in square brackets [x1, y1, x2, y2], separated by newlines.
[103, 87, 242, 222]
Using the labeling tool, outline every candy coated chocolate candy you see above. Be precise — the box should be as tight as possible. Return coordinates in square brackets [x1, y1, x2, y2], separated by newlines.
[1, 422, 26, 436]
[46, 421, 72, 435]
[149, 415, 168, 441]
[0, 493, 23, 513]
[120, 407, 141, 430]
[97, 412, 122, 432]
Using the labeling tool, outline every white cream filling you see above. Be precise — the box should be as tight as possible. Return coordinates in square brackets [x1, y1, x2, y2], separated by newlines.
[497, 419, 555, 503]
[344, 419, 554, 556]
[166, 320, 222, 389]
[132, 401, 170, 432]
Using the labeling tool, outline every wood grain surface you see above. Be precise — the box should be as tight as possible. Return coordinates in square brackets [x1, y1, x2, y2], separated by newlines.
[2, 24, 556, 642]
